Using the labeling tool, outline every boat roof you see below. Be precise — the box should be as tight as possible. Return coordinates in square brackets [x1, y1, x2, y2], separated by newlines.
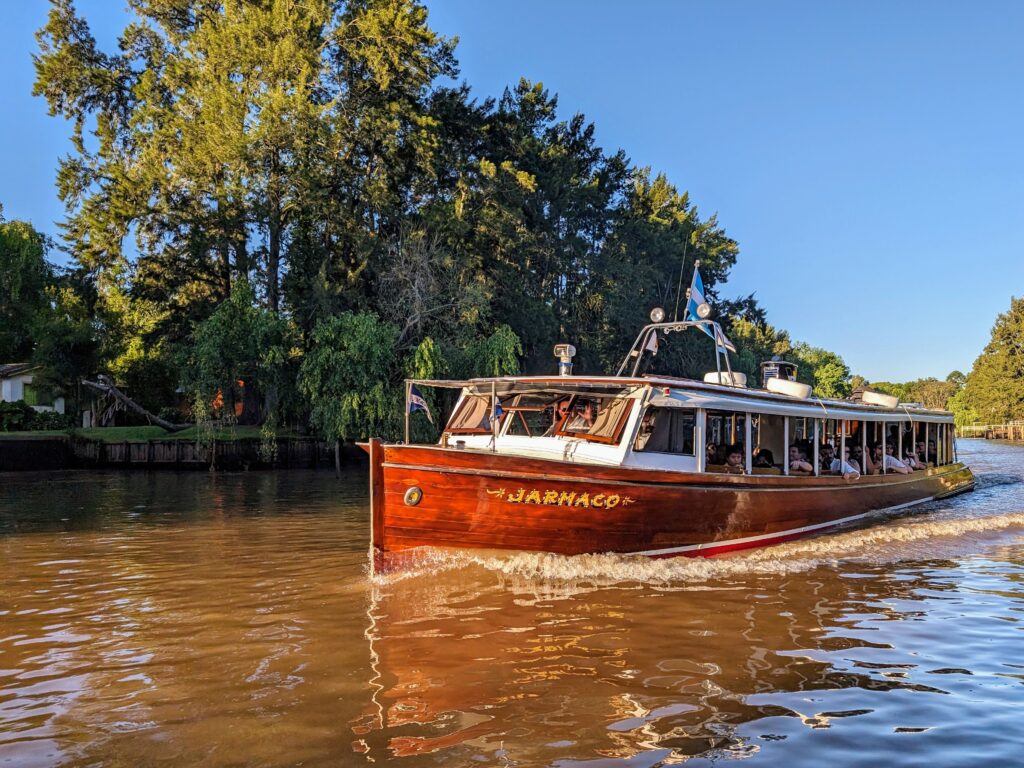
[409, 374, 954, 423]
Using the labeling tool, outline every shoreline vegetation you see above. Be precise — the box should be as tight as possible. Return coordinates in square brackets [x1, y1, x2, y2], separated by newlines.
[2, 1, 1021, 449]
[0, 425, 299, 443]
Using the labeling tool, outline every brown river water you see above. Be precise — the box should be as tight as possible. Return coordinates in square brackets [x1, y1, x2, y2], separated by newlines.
[2, 440, 1023, 767]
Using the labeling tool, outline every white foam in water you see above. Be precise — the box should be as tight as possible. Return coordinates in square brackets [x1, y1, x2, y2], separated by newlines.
[374, 508, 1024, 586]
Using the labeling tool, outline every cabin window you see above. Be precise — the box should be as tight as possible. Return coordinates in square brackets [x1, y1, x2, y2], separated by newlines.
[555, 396, 634, 444]
[446, 394, 500, 434]
[635, 408, 695, 455]
[752, 414, 784, 473]
[705, 410, 748, 472]
[502, 394, 563, 437]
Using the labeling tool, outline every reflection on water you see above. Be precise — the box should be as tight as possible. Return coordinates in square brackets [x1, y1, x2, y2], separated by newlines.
[2, 442, 1023, 767]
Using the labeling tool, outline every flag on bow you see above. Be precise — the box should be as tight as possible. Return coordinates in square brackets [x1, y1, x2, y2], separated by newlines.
[408, 384, 433, 423]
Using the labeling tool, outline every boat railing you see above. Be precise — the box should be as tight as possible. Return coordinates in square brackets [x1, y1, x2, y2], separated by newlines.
[616, 319, 735, 379]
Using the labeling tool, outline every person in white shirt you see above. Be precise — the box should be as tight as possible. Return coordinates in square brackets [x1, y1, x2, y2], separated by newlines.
[870, 443, 911, 474]
[830, 446, 861, 479]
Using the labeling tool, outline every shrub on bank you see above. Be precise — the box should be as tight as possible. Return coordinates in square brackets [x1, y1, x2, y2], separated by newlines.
[0, 400, 74, 432]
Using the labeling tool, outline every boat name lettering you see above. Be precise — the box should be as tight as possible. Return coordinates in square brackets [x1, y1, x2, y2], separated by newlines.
[486, 487, 636, 508]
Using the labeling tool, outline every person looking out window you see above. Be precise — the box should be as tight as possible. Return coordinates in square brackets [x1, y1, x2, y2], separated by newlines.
[788, 445, 814, 473]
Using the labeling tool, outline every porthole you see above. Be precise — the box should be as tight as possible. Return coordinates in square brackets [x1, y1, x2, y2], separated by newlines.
[404, 486, 423, 506]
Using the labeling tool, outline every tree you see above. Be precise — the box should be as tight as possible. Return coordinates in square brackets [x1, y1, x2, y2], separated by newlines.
[0, 210, 53, 361]
[184, 278, 295, 425]
[30, 273, 101, 397]
[34, 0, 456, 338]
[298, 312, 399, 471]
[727, 316, 793, 383]
[954, 297, 1024, 424]
[791, 343, 852, 399]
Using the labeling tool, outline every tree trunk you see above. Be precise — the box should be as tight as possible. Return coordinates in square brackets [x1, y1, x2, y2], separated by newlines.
[81, 378, 189, 432]
[334, 439, 341, 478]
[267, 160, 281, 314]
[216, 185, 232, 300]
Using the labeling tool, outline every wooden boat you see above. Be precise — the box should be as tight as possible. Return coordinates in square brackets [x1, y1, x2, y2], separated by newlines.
[363, 317, 974, 572]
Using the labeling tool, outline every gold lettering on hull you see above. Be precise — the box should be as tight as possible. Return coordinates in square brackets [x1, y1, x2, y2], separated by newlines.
[487, 487, 636, 508]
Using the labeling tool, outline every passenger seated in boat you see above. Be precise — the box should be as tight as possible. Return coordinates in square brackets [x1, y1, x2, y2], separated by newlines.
[926, 440, 937, 465]
[543, 397, 572, 436]
[830, 446, 861, 480]
[903, 450, 926, 471]
[753, 448, 775, 468]
[565, 401, 595, 432]
[849, 445, 864, 473]
[916, 440, 936, 466]
[869, 443, 911, 474]
[788, 445, 814, 473]
[819, 444, 835, 472]
[634, 410, 658, 450]
[706, 442, 721, 466]
[724, 444, 745, 473]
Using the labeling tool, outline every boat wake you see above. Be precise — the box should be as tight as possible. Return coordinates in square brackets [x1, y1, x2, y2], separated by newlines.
[372, 507, 1024, 586]
[971, 471, 1023, 490]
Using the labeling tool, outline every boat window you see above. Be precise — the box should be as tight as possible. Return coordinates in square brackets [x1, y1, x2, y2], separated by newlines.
[635, 408, 695, 455]
[556, 396, 634, 444]
[445, 394, 500, 434]
[705, 410, 747, 473]
[503, 394, 562, 437]
[752, 413, 784, 473]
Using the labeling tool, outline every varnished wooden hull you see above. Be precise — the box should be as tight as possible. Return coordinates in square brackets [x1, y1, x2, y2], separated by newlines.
[364, 440, 975, 570]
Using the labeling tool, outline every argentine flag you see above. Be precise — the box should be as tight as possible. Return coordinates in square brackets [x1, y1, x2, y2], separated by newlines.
[685, 267, 736, 354]
[685, 268, 710, 324]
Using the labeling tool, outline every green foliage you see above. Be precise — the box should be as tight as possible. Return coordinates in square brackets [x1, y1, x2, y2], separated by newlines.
[727, 317, 793, 382]
[868, 381, 909, 400]
[458, 325, 523, 379]
[184, 278, 296, 424]
[790, 343, 852, 399]
[30, 279, 100, 393]
[0, 213, 53, 361]
[0, 400, 74, 432]
[727, 319, 853, 400]
[0, 401, 36, 431]
[866, 372, 968, 417]
[953, 297, 1024, 424]
[299, 312, 400, 441]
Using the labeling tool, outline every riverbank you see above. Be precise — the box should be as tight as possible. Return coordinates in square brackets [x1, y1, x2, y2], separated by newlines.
[959, 422, 1024, 441]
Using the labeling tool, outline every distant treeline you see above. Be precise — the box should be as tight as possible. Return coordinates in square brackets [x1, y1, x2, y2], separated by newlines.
[2, 1, 1017, 439]
[860, 297, 1024, 426]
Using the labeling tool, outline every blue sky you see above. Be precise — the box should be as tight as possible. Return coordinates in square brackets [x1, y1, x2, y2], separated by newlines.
[3, 1, 1022, 382]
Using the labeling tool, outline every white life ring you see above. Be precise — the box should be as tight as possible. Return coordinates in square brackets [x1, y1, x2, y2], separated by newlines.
[766, 377, 813, 399]
[703, 371, 747, 387]
[862, 390, 899, 409]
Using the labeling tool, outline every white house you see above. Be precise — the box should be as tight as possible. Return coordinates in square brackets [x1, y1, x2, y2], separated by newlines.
[0, 363, 65, 414]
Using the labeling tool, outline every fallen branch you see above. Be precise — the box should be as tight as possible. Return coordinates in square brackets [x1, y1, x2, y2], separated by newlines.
[81, 376, 190, 433]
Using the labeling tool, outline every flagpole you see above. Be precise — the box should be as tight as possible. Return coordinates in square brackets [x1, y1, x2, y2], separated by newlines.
[490, 380, 497, 452]
[404, 380, 411, 444]
[672, 238, 690, 322]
